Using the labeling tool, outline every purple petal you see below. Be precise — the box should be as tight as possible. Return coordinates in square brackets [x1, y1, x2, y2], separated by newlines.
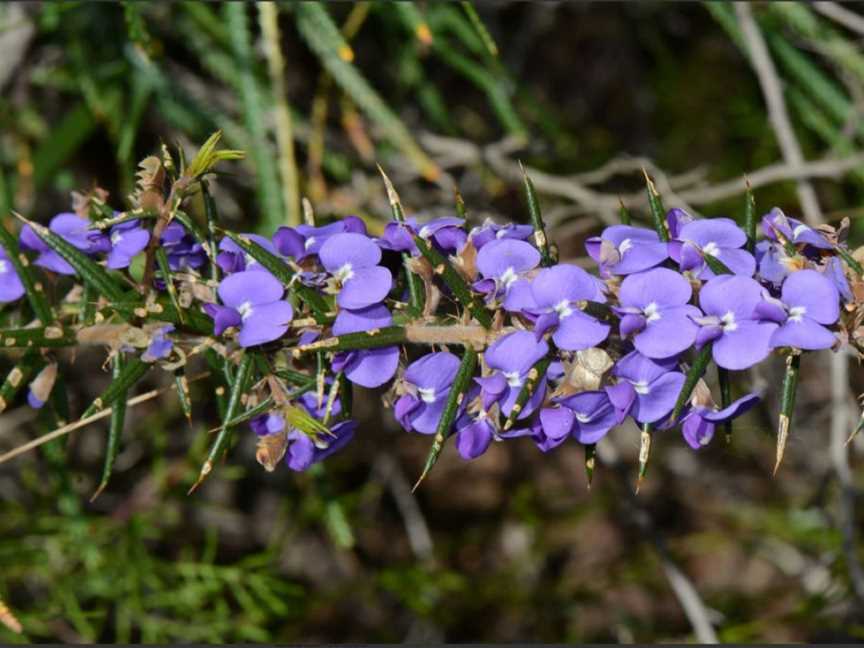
[605, 382, 636, 421]
[699, 275, 764, 320]
[619, 267, 691, 309]
[682, 413, 715, 450]
[614, 350, 677, 384]
[273, 227, 306, 258]
[319, 233, 381, 273]
[678, 242, 704, 273]
[50, 213, 91, 249]
[456, 418, 494, 460]
[218, 270, 284, 308]
[531, 264, 602, 308]
[619, 313, 646, 338]
[695, 324, 723, 349]
[285, 434, 316, 471]
[503, 278, 538, 312]
[539, 406, 575, 440]
[332, 303, 393, 335]
[343, 346, 399, 388]
[408, 398, 448, 434]
[395, 394, 421, 430]
[707, 248, 756, 278]
[559, 390, 618, 444]
[552, 311, 610, 351]
[633, 305, 699, 359]
[107, 227, 150, 269]
[339, 266, 392, 309]
[780, 269, 839, 325]
[702, 393, 760, 423]
[204, 304, 242, 335]
[666, 208, 695, 238]
[0, 265, 24, 302]
[238, 301, 293, 347]
[633, 371, 685, 424]
[476, 239, 540, 279]
[679, 217, 746, 249]
[770, 317, 836, 350]
[712, 321, 777, 370]
[485, 330, 548, 374]
[35, 251, 76, 275]
[19, 224, 48, 252]
[753, 297, 787, 323]
[587, 225, 668, 275]
[405, 352, 461, 392]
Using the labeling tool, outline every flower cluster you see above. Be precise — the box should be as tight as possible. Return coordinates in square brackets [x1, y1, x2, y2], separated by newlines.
[4, 165, 858, 486]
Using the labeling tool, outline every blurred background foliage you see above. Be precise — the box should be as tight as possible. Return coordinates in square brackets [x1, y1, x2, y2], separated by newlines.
[2, 1, 864, 642]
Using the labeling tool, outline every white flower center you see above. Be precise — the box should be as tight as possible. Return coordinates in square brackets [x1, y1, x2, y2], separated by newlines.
[419, 225, 432, 239]
[238, 301, 254, 321]
[245, 253, 258, 267]
[788, 305, 806, 323]
[495, 229, 507, 239]
[111, 231, 123, 245]
[304, 236, 316, 251]
[504, 370, 523, 388]
[418, 387, 437, 404]
[313, 437, 330, 450]
[721, 310, 737, 332]
[0, 260, 8, 274]
[554, 299, 573, 319]
[633, 380, 650, 395]
[618, 238, 633, 255]
[335, 262, 354, 282]
[499, 266, 518, 289]
[643, 302, 661, 322]
[702, 241, 720, 257]
[575, 412, 591, 423]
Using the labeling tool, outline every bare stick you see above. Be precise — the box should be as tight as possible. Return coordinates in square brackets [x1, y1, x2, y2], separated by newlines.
[735, 3, 823, 224]
[813, 2, 864, 38]
[0, 372, 210, 465]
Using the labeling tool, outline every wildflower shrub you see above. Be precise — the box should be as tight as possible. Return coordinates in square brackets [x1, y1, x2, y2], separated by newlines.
[0, 133, 860, 493]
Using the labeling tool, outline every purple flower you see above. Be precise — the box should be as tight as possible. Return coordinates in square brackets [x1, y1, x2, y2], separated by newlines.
[607, 351, 684, 424]
[379, 217, 466, 255]
[695, 275, 778, 370]
[0, 247, 24, 303]
[585, 225, 668, 276]
[204, 271, 293, 347]
[273, 216, 367, 260]
[20, 213, 109, 275]
[762, 208, 832, 250]
[142, 325, 175, 362]
[754, 269, 839, 350]
[216, 234, 278, 275]
[527, 264, 610, 350]
[481, 330, 549, 419]
[319, 232, 392, 309]
[616, 267, 700, 359]
[106, 219, 150, 269]
[285, 420, 356, 471]
[474, 239, 540, 303]
[469, 219, 534, 250]
[453, 401, 495, 460]
[666, 208, 695, 238]
[755, 240, 791, 287]
[681, 393, 760, 449]
[395, 352, 463, 434]
[331, 304, 399, 388]
[669, 216, 755, 278]
[250, 412, 286, 436]
[824, 256, 852, 303]
[161, 222, 206, 271]
[534, 390, 618, 452]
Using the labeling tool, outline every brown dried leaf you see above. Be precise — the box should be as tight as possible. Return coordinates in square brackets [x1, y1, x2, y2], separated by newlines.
[256, 429, 289, 472]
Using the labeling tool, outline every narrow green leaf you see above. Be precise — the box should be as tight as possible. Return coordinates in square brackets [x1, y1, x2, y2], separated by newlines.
[379, 169, 425, 318]
[460, 1, 499, 57]
[0, 352, 43, 414]
[413, 347, 478, 490]
[82, 357, 150, 419]
[744, 181, 756, 255]
[619, 199, 631, 225]
[294, 326, 408, 355]
[155, 247, 185, 324]
[0, 326, 76, 348]
[175, 368, 193, 424]
[106, 296, 213, 335]
[18, 216, 127, 303]
[521, 164, 554, 267]
[774, 353, 801, 476]
[201, 179, 222, 282]
[190, 352, 255, 493]
[644, 172, 670, 242]
[0, 226, 53, 324]
[295, 2, 440, 181]
[671, 343, 714, 422]
[703, 254, 734, 276]
[92, 355, 129, 501]
[503, 354, 552, 431]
